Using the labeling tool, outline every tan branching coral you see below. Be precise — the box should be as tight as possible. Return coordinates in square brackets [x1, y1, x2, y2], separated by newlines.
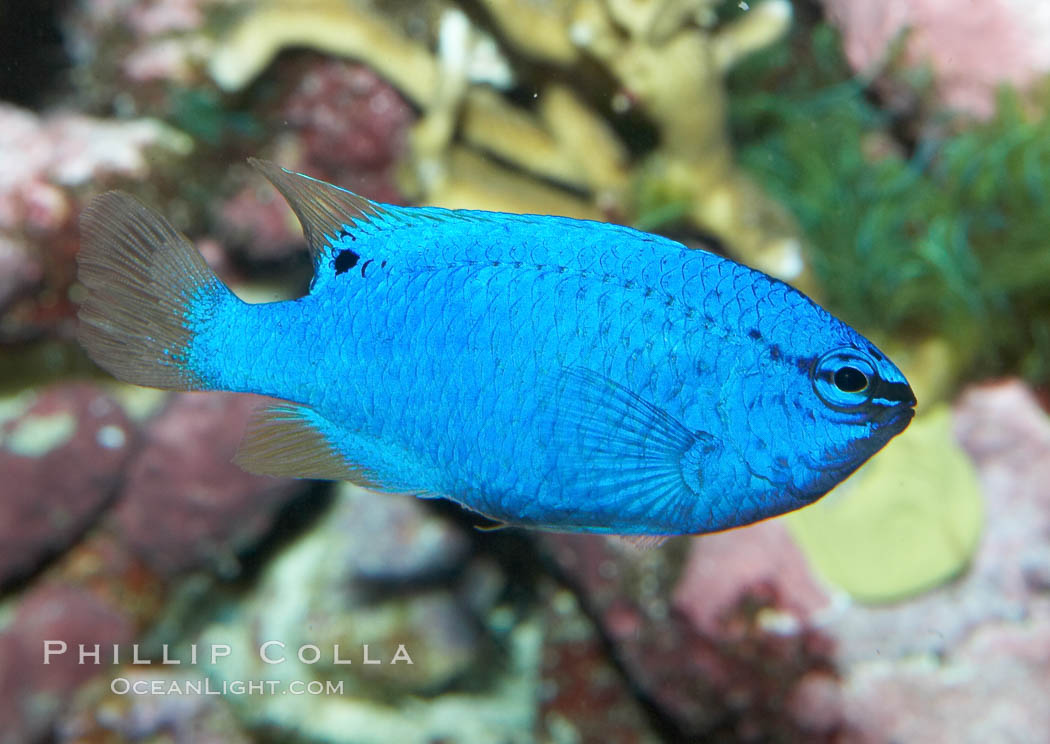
[209, 0, 809, 286]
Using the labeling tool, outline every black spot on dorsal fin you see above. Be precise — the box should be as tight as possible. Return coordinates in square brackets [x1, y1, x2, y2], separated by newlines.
[334, 249, 359, 275]
[248, 159, 383, 271]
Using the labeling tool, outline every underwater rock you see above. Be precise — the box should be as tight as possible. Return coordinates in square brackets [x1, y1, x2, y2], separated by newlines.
[55, 670, 251, 744]
[331, 483, 470, 583]
[0, 384, 134, 590]
[192, 483, 545, 741]
[0, 582, 136, 744]
[824, 0, 1050, 117]
[537, 584, 660, 743]
[112, 392, 310, 578]
[542, 531, 835, 740]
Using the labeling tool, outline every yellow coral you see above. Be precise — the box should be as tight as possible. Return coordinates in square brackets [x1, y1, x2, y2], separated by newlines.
[209, 0, 806, 280]
[209, 1, 439, 102]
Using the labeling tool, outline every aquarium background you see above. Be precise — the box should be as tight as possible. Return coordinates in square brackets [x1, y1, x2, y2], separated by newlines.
[1, 0, 1049, 742]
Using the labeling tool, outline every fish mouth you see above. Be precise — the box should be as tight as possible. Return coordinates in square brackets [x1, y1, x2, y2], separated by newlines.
[875, 401, 916, 432]
[796, 397, 916, 503]
[808, 401, 916, 476]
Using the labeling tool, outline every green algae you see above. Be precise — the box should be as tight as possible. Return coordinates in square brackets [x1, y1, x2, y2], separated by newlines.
[787, 406, 983, 603]
[727, 22, 1050, 385]
[168, 86, 263, 147]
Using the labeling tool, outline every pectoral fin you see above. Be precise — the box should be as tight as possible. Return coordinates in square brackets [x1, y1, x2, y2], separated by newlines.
[547, 367, 716, 524]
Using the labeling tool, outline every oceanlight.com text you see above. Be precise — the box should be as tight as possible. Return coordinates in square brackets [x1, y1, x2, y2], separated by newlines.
[110, 677, 345, 696]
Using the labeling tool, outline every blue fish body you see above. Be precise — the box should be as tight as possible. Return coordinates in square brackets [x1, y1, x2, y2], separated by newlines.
[77, 160, 915, 536]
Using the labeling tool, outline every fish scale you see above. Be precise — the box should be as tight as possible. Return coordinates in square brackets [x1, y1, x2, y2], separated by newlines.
[75, 159, 916, 538]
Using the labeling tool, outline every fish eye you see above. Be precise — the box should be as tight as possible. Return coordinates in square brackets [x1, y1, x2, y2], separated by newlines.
[834, 365, 868, 393]
[812, 349, 878, 411]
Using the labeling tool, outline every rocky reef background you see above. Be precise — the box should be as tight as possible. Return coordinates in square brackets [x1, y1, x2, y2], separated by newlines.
[1, 1, 1049, 742]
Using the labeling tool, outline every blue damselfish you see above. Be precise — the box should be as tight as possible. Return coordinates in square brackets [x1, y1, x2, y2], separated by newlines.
[77, 160, 915, 538]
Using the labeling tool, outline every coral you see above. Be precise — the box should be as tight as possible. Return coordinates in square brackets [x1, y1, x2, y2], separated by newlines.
[6, 3, 1048, 742]
[332, 480, 470, 582]
[68, 0, 221, 86]
[786, 404, 983, 602]
[823, 0, 1050, 118]
[208, 0, 440, 102]
[673, 521, 830, 636]
[205, 0, 806, 285]
[0, 103, 192, 342]
[57, 671, 251, 744]
[823, 380, 1050, 742]
[0, 103, 191, 231]
[542, 530, 836, 740]
[568, 0, 809, 286]
[280, 61, 413, 191]
[219, 60, 415, 262]
[0, 236, 42, 314]
[542, 379, 1050, 740]
[537, 584, 660, 743]
[839, 619, 1050, 744]
[0, 387, 313, 740]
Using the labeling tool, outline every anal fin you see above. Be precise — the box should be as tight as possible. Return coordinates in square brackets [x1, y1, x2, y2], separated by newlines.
[617, 535, 671, 550]
[234, 402, 380, 487]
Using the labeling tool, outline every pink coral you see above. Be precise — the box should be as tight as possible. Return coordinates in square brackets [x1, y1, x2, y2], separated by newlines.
[674, 520, 830, 637]
[219, 59, 414, 260]
[824, 0, 1050, 117]
[126, 0, 205, 36]
[0, 582, 136, 744]
[282, 59, 414, 199]
[0, 237, 44, 310]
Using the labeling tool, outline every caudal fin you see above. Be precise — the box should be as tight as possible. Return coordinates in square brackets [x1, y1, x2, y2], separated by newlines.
[77, 191, 231, 391]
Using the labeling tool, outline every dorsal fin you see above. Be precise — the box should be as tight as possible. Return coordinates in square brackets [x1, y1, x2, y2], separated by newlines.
[248, 158, 389, 269]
